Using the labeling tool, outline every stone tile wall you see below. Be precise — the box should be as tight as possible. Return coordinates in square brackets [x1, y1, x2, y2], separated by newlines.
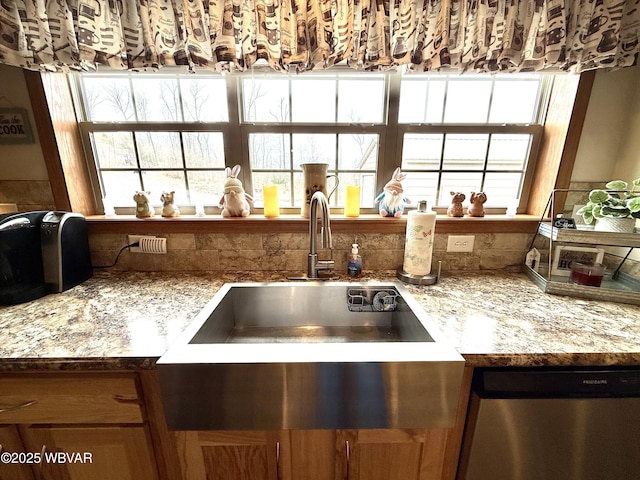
[0, 180, 55, 212]
[89, 231, 534, 273]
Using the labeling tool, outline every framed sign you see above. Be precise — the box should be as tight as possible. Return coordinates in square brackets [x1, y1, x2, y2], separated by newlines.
[0, 108, 34, 144]
[551, 245, 605, 276]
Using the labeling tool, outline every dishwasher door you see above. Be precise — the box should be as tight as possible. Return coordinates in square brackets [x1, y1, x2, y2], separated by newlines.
[461, 368, 640, 480]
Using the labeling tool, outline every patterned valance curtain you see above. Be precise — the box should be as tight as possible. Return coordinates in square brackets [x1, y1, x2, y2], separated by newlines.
[0, 0, 638, 73]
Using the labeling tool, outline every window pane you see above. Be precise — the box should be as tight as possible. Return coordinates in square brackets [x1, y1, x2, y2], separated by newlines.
[187, 171, 227, 205]
[101, 171, 142, 205]
[337, 173, 376, 208]
[486, 134, 531, 170]
[92, 132, 136, 168]
[444, 80, 491, 123]
[293, 171, 305, 207]
[399, 80, 427, 123]
[401, 134, 443, 170]
[252, 172, 292, 207]
[136, 132, 183, 168]
[82, 77, 135, 121]
[483, 172, 523, 205]
[339, 134, 378, 170]
[181, 78, 228, 122]
[132, 78, 181, 121]
[183, 132, 225, 168]
[398, 79, 446, 124]
[243, 78, 289, 122]
[400, 172, 439, 205]
[439, 172, 483, 205]
[141, 171, 187, 203]
[249, 134, 291, 169]
[291, 78, 336, 123]
[292, 134, 335, 168]
[338, 78, 385, 123]
[442, 134, 489, 170]
[489, 81, 540, 123]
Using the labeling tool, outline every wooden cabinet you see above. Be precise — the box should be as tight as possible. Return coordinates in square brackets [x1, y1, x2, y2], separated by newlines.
[0, 425, 34, 480]
[0, 373, 159, 480]
[342, 429, 448, 480]
[173, 430, 283, 480]
[171, 428, 453, 480]
[164, 367, 474, 480]
[0, 366, 473, 480]
[19, 426, 157, 480]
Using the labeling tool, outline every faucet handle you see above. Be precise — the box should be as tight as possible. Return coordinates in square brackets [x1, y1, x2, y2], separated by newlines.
[316, 259, 335, 271]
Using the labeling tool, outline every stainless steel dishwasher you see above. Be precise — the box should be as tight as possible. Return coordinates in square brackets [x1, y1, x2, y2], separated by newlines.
[460, 367, 640, 480]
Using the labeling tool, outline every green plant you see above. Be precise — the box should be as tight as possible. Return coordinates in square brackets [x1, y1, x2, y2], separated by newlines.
[576, 178, 640, 224]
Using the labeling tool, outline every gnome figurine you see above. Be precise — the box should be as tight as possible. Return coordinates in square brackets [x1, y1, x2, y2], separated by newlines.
[375, 167, 410, 217]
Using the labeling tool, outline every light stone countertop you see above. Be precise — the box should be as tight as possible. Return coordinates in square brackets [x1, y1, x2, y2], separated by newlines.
[0, 270, 639, 370]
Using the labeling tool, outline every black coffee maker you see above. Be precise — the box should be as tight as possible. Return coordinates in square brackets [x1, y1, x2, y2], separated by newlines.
[0, 211, 49, 305]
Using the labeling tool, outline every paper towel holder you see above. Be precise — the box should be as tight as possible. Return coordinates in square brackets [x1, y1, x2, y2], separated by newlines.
[396, 260, 441, 285]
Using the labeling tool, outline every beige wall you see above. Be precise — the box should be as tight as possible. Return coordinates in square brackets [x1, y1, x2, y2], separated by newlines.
[573, 63, 640, 182]
[0, 64, 54, 211]
[0, 64, 47, 181]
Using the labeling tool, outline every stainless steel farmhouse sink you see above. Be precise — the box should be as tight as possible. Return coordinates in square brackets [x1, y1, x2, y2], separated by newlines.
[157, 281, 464, 430]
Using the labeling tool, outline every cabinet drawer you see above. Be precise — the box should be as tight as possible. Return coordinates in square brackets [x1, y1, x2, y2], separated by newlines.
[0, 374, 143, 424]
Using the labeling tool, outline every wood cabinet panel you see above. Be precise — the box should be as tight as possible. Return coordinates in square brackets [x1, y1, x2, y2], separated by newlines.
[344, 429, 448, 480]
[19, 425, 158, 480]
[0, 374, 142, 424]
[0, 425, 34, 480]
[174, 430, 282, 480]
[288, 430, 341, 480]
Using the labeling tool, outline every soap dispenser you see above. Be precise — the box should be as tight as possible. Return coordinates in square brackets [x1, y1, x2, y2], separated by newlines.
[347, 243, 362, 277]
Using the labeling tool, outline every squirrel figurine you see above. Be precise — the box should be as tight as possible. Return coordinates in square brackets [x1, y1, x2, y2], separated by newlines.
[375, 167, 410, 217]
[447, 191, 466, 217]
[133, 191, 154, 218]
[160, 191, 180, 218]
[218, 165, 254, 217]
[468, 192, 487, 217]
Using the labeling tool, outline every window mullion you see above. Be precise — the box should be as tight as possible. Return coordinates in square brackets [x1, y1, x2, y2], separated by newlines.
[226, 75, 253, 195]
[382, 70, 401, 193]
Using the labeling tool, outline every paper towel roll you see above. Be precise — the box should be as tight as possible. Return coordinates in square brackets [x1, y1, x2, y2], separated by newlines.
[402, 202, 436, 276]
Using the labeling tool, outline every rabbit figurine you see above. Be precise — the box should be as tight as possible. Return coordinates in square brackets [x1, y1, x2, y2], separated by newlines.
[447, 191, 466, 217]
[219, 165, 254, 217]
[375, 167, 410, 217]
[133, 191, 154, 218]
[160, 191, 180, 218]
[468, 191, 487, 217]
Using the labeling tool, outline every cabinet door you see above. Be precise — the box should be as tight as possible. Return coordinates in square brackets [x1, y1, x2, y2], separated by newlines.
[19, 425, 158, 480]
[287, 430, 343, 480]
[0, 425, 34, 480]
[174, 430, 283, 480]
[343, 429, 448, 480]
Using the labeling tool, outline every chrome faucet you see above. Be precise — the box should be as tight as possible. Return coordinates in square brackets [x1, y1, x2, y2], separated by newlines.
[307, 191, 335, 279]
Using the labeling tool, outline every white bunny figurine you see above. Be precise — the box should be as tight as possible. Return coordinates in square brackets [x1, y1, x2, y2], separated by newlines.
[219, 165, 254, 217]
[375, 167, 410, 217]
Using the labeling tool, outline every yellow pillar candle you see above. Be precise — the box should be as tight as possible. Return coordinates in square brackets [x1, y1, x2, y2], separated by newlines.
[345, 185, 361, 217]
[263, 185, 280, 218]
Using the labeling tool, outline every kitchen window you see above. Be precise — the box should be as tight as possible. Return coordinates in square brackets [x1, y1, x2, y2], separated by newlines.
[75, 70, 549, 215]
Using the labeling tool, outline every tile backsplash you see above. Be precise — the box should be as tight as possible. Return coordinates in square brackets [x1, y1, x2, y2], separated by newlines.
[89, 231, 534, 273]
[0, 180, 55, 212]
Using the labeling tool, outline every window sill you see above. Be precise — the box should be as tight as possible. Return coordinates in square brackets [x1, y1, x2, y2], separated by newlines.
[86, 214, 541, 235]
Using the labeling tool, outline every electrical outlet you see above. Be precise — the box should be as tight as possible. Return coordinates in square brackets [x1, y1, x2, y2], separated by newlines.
[127, 235, 167, 254]
[128, 235, 144, 253]
[447, 235, 475, 252]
